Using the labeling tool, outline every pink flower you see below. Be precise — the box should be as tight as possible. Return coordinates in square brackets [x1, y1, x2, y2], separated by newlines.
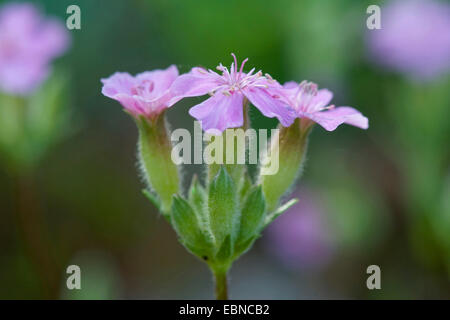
[101, 66, 180, 118]
[170, 54, 295, 132]
[367, 0, 450, 81]
[281, 81, 368, 131]
[0, 3, 70, 95]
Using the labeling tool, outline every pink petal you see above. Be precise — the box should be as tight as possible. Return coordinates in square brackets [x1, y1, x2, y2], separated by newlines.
[0, 60, 48, 95]
[310, 89, 333, 111]
[283, 81, 298, 89]
[170, 67, 222, 100]
[134, 93, 172, 116]
[244, 87, 296, 127]
[189, 91, 244, 133]
[36, 18, 70, 59]
[136, 65, 179, 97]
[304, 107, 369, 131]
[113, 93, 147, 116]
[101, 72, 136, 98]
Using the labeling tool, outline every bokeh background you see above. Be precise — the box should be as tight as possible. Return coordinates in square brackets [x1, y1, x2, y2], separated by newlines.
[0, 0, 449, 299]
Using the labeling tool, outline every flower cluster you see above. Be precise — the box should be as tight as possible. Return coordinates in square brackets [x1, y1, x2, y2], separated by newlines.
[101, 53, 369, 299]
[0, 3, 70, 95]
[102, 53, 368, 133]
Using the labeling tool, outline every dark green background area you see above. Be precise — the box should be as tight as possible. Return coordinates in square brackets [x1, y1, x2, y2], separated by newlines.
[0, 0, 449, 299]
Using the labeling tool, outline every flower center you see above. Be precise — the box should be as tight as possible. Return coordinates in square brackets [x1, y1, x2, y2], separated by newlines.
[131, 80, 155, 99]
[216, 53, 267, 95]
[293, 81, 335, 113]
[292, 81, 317, 112]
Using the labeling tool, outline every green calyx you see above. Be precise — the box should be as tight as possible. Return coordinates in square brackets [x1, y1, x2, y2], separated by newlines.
[136, 112, 180, 214]
[260, 118, 312, 213]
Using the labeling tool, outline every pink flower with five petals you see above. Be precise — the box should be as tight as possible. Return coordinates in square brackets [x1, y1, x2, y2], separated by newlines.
[170, 54, 295, 133]
[101, 65, 180, 119]
[280, 81, 369, 131]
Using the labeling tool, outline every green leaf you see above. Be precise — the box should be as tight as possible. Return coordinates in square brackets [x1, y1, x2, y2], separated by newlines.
[188, 174, 208, 225]
[239, 172, 253, 205]
[263, 198, 298, 228]
[208, 166, 239, 249]
[237, 186, 266, 245]
[234, 236, 257, 259]
[142, 189, 161, 211]
[215, 235, 232, 264]
[171, 196, 213, 258]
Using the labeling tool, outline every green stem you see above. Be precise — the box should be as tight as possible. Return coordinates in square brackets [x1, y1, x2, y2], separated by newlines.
[213, 269, 228, 300]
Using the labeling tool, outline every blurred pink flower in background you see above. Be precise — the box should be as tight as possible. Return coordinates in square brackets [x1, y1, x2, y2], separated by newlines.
[367, 0, 450, 81]
[171, 53, 295, 132]
[281, 81, 368, 131]
[101, 66, 180, 118]
[0, 2, 70, 95]
[265, 188, 334, 270]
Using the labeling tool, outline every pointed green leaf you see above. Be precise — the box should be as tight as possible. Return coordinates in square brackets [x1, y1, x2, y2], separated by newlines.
[263, 198, 298, 228]
[208, 166, 239, 249]
[237, 186, 266, 245]
[239, 172, 253, 205]
[188, 175, 208, 225]
[234, 236, 257, 259]
[142, 189, 161, 210]
[215, 235, 232, 264]
[171, 196, 213, 258]
[142, 189, 170, 222]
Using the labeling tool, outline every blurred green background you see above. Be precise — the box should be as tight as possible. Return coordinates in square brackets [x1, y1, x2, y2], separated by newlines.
[0, 0, 449, 299]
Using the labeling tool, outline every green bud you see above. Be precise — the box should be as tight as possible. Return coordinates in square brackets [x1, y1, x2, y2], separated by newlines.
[260, 119, 311, 212]
[136, 113, 180, 213]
